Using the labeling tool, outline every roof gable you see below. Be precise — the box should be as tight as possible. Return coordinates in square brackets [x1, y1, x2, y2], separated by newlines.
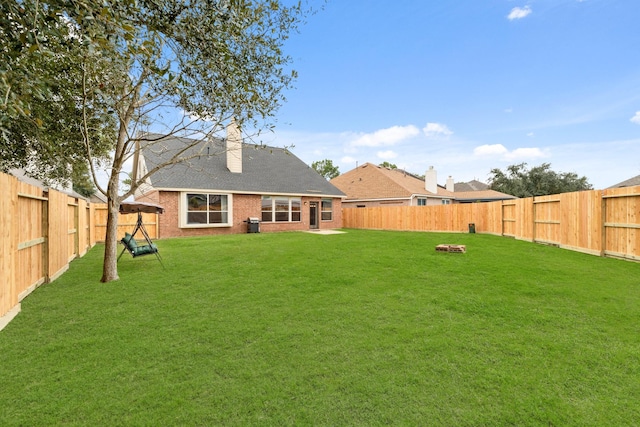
[139, 133, 344, 197]
[453, 189, 516, 201]
[330, 163, 453, 200]
[331, 163, 514, 202]
[454, 179, 489, 192]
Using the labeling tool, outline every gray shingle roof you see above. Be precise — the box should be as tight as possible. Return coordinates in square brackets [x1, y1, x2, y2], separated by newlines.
[454, 180, 489, 192]
[608, 174, 640, 188]
[140, 133, 345, 197]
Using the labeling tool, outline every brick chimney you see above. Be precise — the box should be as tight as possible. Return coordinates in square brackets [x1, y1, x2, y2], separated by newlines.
[226, 118, 242, 173]
[446, 176, 454, 192]
[425, 166, 437, 194]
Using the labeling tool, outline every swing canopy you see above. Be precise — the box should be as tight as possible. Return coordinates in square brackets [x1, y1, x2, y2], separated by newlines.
[119, 201, 164, 215]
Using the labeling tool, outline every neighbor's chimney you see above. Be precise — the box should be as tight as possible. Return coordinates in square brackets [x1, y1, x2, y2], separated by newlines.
[226, 118, 242, 173]
[446, 176, 454, 192]
[425, 166, 437, 194]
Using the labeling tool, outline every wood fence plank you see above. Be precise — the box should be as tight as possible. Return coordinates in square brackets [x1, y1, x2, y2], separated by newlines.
[342, 186, 640, 260]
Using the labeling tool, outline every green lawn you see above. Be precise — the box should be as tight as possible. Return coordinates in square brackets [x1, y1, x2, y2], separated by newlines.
[1, 229, 639, 426]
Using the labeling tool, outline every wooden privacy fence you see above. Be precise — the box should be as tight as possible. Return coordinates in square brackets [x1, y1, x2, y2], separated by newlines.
[0, 172, 158, 328]
[343, 186, 640, 262]
[93, 204, 158, 242]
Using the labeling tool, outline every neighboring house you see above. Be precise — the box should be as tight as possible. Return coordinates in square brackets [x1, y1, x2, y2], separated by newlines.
[451, 179, 516, 203]
[608, 174, 640, 188]
[133, 124, 345, 238]
[330, 163, 516, 207]
[454, 179, 489, 192]
[89, 191, 108, 204]
[450, 189, 516, 203]
[330, 163, 455, 208]
[9, 168, 89, 200]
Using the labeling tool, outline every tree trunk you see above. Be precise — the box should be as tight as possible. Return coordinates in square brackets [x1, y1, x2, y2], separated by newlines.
[101, 181, 121, 282]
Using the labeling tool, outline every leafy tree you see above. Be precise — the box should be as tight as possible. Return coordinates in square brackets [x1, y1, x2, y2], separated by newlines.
[1, 11, 115, 183]
[1, 1, 114, 141]
[312, 159, 340, 180]
[71, 162, 96, 198]
[488, 163, 592, 197]
[1, 0, 65, 134]
[4, 0, 307, 282]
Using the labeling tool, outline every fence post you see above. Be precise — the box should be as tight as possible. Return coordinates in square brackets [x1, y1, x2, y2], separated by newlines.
[0, 174, 19, 323]
[74, 198, 80, 258]
[501, 201, 505, 236]
[42, 190, 50, 284]
[600, 190, 607, 257]
[532, 196, 537, 243]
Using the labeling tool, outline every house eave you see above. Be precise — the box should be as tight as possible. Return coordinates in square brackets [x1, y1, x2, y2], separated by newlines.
[152, 186, 345, 199]
[410, 193, 451, 200]
[344, 197, 411, 203]
[454, 197, 515, 202]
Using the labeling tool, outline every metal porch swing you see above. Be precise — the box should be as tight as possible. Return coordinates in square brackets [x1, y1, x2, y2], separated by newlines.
[117, 201, 165, 267]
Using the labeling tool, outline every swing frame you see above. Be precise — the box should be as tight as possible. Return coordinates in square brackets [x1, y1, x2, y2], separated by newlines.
[117, 202, 164, 268]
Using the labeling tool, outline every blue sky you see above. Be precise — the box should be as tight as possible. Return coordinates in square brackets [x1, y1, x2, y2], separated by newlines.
[258, 0, 640, 189]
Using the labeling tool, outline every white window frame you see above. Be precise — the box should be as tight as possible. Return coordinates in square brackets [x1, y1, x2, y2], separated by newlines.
[321, 199, 333, 221]
[180, 192, 233, 228]
[416, 198, 427, 206]
[261, 196, 301, 222]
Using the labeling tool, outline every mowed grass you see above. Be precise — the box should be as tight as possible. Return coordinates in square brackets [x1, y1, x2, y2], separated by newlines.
[1, 229, 639, 426]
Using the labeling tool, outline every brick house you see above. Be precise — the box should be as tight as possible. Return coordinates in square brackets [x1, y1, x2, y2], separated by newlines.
[330, 163, 514, 208]
[132, 124, 345, 238]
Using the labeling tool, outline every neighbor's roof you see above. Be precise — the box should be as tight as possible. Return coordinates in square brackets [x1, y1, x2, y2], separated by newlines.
[452, 189, 516, 202]
[139, 133, 345, 197]
[454, 179, 489, 192]
[9, 168, 89, 201]
[608, 174, 640, 188]
[330, 163, 454, 200]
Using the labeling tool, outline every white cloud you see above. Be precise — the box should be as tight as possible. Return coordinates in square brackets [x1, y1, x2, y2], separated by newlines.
[631, 111, 640, 124]
[507, 6, 532, 20]
[351, 125, 420, 147]
[527, 132, 535, 137]
[474, 144, 548, 160]
[341, 156, 357, 165]
[474, 144, 508, 156]
[377, 150, 398, 160]
[423, 122, 453, 138]
[504, 108, 513, 113]
[505, 147, 548, 160]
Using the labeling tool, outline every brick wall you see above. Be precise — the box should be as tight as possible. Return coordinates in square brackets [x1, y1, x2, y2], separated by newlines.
[342, 198, 448, 208]
[155, 191, 343, 238]
[135, 190, 160, 204]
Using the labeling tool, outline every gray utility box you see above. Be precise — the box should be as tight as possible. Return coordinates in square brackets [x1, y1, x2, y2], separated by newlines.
[247, 217, 260, 233]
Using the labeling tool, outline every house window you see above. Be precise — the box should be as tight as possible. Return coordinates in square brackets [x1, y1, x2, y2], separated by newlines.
[183, 192, 231, 227]
[275, 197, 289, 221]
[321, 199, 333, 221]
[261, 196, 301, 222]
[291, 199, 301, 221]
[442, 199, 451, 205]
[261, 196, 272, 222]
[416, 198, 427, 206]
